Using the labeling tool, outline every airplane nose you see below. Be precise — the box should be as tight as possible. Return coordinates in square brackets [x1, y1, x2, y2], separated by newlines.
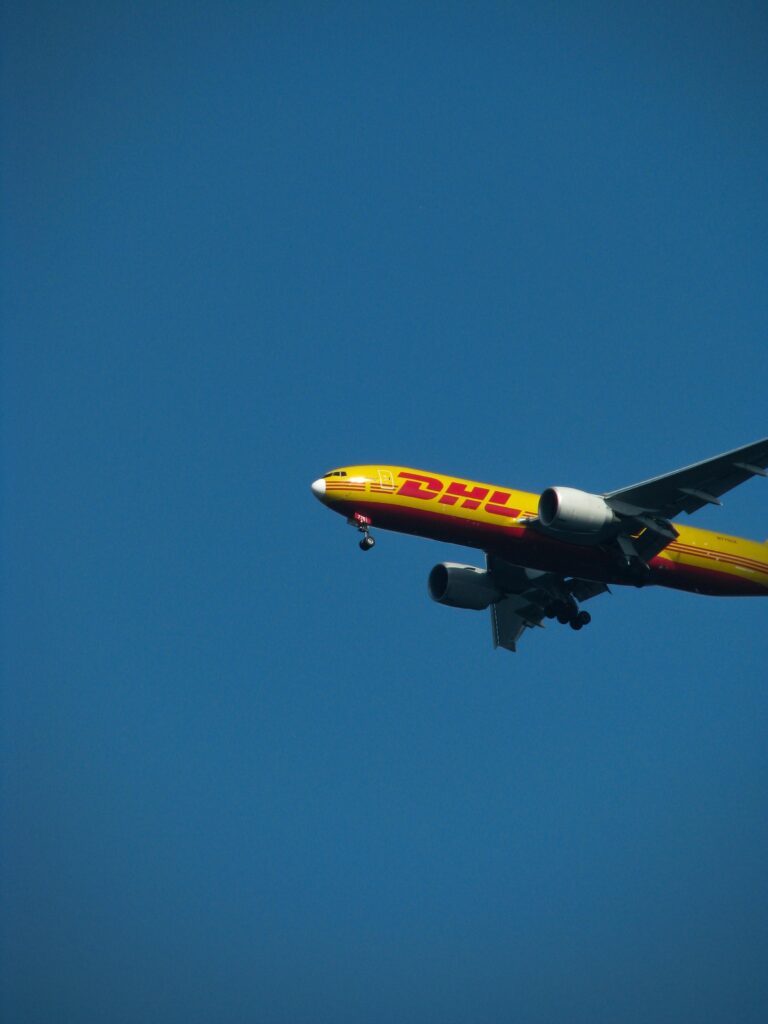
[311, 478, 326, 499]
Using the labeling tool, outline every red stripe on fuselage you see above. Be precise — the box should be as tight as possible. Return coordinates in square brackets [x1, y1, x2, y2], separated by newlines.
[336, 498, 625, 583]
[649, 556, 768, 596]
[666, 542, 768, 573]
[328, 497, 768, 596]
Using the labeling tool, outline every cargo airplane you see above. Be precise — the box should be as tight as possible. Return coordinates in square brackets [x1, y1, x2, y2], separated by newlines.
[311, 438, 768, 651]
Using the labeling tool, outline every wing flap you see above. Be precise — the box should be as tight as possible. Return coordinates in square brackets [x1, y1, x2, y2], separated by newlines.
[486, 554, 609, 652]
[490, 597, 541, 652]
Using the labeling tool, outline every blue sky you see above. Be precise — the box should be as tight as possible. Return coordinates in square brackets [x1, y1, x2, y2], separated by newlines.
[3, 3, 767, 1022]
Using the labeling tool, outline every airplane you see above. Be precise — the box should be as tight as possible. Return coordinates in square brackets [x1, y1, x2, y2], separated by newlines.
[310, 439, 768, 651]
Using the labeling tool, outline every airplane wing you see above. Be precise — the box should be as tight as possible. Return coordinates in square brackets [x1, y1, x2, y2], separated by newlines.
[486, 555, 608, 652]
[604, 437, 768, 519]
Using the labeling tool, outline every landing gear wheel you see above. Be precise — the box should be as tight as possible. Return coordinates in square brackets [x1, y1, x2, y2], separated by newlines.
[359, 535, 375, 551]
[577, 611, 591, 626]
[556, 611, 570, 625]
[570, 617, 583, 630]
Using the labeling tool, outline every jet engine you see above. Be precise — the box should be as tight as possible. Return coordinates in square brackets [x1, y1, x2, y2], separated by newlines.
[428, 562, 502, 610]
[538, 486, 619, 540]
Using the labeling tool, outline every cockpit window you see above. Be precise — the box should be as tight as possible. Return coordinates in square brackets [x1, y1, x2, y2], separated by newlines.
[323, 470, 347, 478]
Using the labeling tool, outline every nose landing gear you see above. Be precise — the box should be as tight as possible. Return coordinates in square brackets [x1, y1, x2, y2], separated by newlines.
[349, 512, 375, 551]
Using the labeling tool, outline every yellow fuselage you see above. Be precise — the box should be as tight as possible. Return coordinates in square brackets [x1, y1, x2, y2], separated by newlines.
[316, 465, 768, 597]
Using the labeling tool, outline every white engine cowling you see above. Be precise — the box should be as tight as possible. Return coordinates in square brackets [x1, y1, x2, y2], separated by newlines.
[428, 562, 502, 610]
[538, 486, 618, 538]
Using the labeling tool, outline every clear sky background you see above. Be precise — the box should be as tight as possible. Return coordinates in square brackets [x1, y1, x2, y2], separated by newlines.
[3, 3, 768, 1022]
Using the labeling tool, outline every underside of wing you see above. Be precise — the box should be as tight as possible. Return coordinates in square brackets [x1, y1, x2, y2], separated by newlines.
[486, 555, 608, 651]
[604, 437, 768, 519]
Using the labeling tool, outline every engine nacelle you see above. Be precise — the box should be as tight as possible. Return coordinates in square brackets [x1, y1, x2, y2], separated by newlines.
[428, 562, 502, 610]
[538, 486, 618, 539]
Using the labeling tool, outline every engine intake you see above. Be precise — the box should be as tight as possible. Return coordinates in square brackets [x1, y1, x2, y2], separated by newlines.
[428, 562, 502, 610]
[538, 486, 618, 539]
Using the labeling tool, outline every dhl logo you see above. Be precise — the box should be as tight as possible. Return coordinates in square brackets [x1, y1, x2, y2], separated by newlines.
[395, 472, 523, 519]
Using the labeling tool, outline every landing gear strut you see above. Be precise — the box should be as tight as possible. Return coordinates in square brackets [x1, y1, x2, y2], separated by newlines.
[349, 512, 375, 551]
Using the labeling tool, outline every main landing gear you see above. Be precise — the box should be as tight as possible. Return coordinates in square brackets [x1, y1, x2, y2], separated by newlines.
[349, 512, 376, 551]
[544, 599, 591, 631]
